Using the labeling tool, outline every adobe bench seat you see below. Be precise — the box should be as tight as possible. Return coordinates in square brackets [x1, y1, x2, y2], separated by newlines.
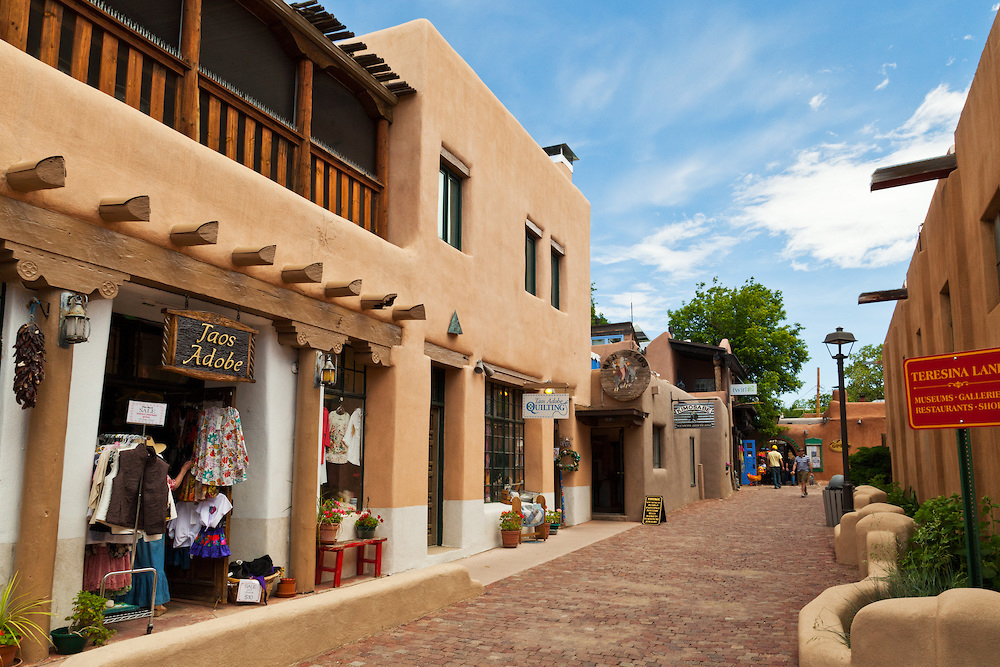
[315, 537, 387, 587]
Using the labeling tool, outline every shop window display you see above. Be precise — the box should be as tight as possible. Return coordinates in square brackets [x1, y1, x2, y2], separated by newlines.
[89, 313, 249, 605]
[321, 347, 366, 509]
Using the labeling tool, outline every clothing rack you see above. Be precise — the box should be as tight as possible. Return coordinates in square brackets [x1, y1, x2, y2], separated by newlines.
[93, 434, 160, 633]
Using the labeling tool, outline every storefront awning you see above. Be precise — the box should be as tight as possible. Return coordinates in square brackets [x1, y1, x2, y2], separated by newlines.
[575, 407, 647, 428]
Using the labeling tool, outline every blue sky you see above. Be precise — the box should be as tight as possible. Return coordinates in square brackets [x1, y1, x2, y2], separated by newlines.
[333, 2, 998, 405]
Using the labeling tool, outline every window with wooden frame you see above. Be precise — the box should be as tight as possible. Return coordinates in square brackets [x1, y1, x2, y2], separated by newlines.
[438, 166, 462, 249]
[484, 382, 525, 502]
[652, 426, 663, 468]
[984, 213, 1000, 311]
[551, 238, 564, 309]
[690, 436, 697, 486]
[525, 220, 541, 295]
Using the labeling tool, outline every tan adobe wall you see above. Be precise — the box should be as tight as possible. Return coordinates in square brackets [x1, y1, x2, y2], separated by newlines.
[882, 11, 1000, 503]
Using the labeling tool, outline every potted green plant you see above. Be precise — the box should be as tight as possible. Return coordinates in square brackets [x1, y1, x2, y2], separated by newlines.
[0, 573, 51, 666]
[355, 509, 383, 539]
[499, 510, 521, 548]
[318, 497, 348, 543]
[51, 590, 115, 654]
[546, 509, 562, 534]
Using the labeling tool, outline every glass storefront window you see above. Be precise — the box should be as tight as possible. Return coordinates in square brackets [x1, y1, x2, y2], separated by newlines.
[322, 346, 366, 509]
[484, 381, 524, 502]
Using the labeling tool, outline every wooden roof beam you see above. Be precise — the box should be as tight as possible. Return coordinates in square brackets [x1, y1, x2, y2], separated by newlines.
[170, 221, 219, 246]
[325, 279, 362, 297]
[6, 156, 66, 192]
[232, 245, 276, 266]
[871, 153, 957, 191]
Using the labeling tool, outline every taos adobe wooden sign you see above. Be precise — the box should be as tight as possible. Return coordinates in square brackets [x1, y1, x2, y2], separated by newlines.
[161, 310, 257, 383]
[904, 347, 1000, 429]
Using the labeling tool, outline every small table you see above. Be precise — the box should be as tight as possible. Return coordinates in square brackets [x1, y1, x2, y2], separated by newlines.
[315, 538, 387, 587]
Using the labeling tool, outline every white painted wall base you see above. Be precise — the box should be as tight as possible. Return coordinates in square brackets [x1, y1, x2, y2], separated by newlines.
[562, 485, 591, 526]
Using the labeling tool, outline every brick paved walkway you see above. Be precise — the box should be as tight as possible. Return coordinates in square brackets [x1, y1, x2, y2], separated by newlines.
[303, 485, 856, 666]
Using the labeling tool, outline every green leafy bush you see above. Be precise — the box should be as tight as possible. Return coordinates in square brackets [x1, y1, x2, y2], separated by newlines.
[848, 446, 892, 487]
[67, 590, 114, 646]
[901, 494, 1000, 591]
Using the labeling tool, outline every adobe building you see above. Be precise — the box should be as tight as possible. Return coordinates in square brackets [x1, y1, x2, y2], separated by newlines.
[579, 325, 747, 521]
[0, 1, 589, 658]
[777, 391, 887, 483]
[879, 11, 1000, 503]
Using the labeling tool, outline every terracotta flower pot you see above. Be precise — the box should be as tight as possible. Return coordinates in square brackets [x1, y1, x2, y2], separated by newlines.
[0, 644, 17, 667]
[500, 529, 520, 548]
[318, 522, 340, 543]
[535, 522, 550, 540]
[275, 578, 297, 598]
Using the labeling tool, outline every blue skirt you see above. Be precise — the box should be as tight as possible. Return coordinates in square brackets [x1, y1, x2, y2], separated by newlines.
[118, 537, 170, 606]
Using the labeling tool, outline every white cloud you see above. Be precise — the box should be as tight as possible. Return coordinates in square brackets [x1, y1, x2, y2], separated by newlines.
[809, 93, 827, 110]
[593, 214, 743, 281]
[608, 156, 714, 209]
[875, 63, 896, 91]
[993, 3, 999, 12]
[964, 34, 974, 40]
[730, 84, 967, 270]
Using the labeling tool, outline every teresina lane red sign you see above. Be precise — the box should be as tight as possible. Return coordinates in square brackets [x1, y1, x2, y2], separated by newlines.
[904, 347, 1000, 429]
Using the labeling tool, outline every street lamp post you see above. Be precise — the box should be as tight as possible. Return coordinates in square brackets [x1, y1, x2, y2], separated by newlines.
[824, 326, 856, 514]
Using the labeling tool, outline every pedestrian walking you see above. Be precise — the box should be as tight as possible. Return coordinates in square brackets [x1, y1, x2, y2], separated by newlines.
[766, 445, 783, 488]
[794, 449, 813, 496]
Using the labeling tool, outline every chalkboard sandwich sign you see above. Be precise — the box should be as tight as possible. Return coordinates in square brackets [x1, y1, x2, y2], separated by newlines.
[162, 310, 257, 383]
[642, 496, 664, 525]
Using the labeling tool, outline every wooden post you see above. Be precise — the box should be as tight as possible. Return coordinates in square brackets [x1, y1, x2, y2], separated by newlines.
[13, 289, 74, 663]
[375, 118, 389, 237]
[1, 0, 31, 50]
[295, 58, 314, 200]
[290, 347, 322, 592]
[178, 0, 202, 140]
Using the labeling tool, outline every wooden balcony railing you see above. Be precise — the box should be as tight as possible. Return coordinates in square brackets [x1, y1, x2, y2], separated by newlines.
[310, 146, 381, 236]
[25, 0, 184, 125]
[16, 0, 386, 238]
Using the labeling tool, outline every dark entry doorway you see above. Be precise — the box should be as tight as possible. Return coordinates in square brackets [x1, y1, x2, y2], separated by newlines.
[592, 428, 625, 514]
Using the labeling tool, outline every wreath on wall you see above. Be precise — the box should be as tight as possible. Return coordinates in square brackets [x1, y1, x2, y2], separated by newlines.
[555, 447, 581, 472]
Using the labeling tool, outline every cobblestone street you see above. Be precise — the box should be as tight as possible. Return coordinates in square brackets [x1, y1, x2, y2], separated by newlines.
[303, 485, 856, 666]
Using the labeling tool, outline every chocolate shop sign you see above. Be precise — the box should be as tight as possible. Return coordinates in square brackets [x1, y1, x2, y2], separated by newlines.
[161, 310, 257, 383]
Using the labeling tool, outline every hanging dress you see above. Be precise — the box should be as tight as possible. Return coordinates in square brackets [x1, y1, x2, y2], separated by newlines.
[326, 409, 350, 464]
[193, 405, 249, 486]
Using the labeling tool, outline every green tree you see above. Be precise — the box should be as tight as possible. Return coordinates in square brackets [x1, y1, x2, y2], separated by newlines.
[591, 282, 609, 326]
[785, 394, 831, 417]
[845, 343, 884, 401]
[668, 277, 809, 436]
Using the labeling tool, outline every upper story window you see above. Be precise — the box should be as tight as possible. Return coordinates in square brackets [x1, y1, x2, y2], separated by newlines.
[551, 239, 564, 309]
[439, 147, 470, 251]
[591, 335, 623, 345]
[438, 166, 462, 249]
[525, 220, 541, 295]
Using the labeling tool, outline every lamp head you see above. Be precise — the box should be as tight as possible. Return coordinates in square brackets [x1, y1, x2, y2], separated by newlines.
[824, 326, 856, 357]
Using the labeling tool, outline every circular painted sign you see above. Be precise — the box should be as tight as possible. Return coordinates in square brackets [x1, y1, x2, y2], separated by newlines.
[829, 439, 843, 452]
[599, 350, 651, 401]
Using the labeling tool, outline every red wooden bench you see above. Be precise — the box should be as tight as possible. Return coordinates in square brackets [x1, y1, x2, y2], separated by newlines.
[315, 537, 387, 587]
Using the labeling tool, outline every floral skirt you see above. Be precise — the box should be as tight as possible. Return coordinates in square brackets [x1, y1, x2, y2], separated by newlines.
[190, 524, 231, 559]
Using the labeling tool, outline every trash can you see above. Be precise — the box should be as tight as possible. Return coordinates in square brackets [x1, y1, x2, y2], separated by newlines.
[823, 486, 845, 527]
